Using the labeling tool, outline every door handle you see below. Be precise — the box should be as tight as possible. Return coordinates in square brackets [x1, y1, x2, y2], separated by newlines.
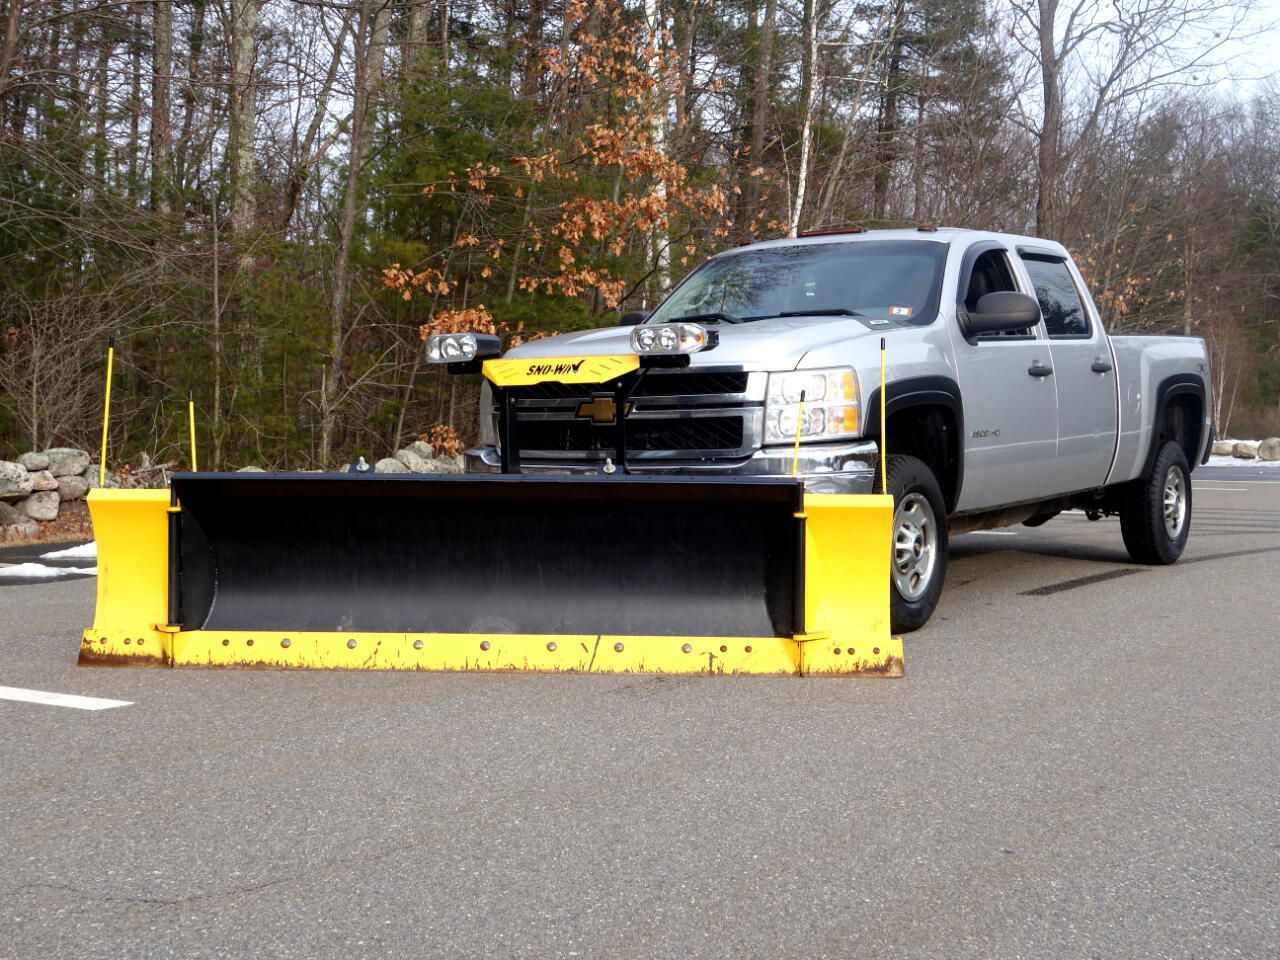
[1091, 359, 1113, 373]
[1028, 361, 1053, 377]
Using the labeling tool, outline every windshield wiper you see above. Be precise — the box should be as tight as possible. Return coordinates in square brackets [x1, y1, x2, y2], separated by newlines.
[669, 311, 743, 325]
[774, 308, 864, 318]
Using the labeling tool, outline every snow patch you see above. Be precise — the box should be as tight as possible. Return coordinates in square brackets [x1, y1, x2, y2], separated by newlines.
[40, 542, 97, 560]
[0, 562, 97, 579]
[1207, 455, 1280, 468]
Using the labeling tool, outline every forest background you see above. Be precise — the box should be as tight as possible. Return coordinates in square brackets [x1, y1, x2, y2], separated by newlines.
[0, 0, 1277, 470]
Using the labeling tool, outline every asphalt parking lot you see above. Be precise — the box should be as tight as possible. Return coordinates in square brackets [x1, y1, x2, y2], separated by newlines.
[1, 472, 1278, 959]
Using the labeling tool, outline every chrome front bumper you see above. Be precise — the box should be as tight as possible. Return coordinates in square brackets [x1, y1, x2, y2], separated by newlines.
[463, 440, 880, 494]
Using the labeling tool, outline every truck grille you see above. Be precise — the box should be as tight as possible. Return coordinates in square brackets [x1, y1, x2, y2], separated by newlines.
[518, 417, 745, 452]
[498, 369, 762, 460]
[508, 371, 750, 402]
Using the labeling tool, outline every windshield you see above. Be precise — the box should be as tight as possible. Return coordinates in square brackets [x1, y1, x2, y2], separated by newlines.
[647, 240, 948, 326]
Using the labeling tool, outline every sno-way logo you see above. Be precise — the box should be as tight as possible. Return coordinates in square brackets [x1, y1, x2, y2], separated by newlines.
[525, 360, 586, 376]
[483, 353, 638, 387]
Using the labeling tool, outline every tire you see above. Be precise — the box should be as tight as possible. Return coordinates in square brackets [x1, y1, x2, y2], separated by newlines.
[1119, 440, 1192, 565]
[873, 454, 949, 633]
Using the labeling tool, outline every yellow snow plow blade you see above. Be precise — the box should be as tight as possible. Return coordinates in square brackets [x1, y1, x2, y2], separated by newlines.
[79, 479, 901, 677]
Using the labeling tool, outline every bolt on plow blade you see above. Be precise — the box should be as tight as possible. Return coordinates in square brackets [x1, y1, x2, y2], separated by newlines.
[80, 475, 902, 677]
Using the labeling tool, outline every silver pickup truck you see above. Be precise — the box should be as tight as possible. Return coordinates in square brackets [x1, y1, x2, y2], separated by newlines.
[465, 228, 1213, 630]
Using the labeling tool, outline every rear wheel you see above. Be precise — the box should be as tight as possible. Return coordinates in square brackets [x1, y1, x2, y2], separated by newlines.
[874, 454, 949, 633]
[1119, 440, 1192, 564]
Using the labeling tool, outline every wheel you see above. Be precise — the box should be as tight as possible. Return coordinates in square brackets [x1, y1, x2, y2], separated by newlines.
[873, 454, 949, 633]
[1119, 440, 1192, 564]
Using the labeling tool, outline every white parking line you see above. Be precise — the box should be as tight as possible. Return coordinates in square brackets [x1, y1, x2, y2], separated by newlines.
[968, 530, 1018, 536]
[0, 685, 132, 711]
[1195, 486, 1248, 492]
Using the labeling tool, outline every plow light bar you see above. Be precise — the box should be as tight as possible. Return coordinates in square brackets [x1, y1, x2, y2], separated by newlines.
[630, 322, 717, 356]
[425, 332, 502, 364]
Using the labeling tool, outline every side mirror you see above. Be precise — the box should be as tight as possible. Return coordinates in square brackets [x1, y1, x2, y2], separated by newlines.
[619, 311, 648, 326]
[963, 291, 1040, 336]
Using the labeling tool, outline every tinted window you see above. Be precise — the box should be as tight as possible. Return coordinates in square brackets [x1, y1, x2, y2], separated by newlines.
[648, 240, 948, 326]
[1021, 256, 1089, 337]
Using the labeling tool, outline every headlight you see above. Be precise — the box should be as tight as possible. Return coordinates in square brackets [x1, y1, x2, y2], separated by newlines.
[764, 367, 860, 443]
[425, 332, 501, 363]
[630, 322, 716, 355]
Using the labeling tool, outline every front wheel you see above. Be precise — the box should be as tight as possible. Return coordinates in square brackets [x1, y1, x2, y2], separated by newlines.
[874, 455, 949, 633]
[1119, 441, 1192, 564]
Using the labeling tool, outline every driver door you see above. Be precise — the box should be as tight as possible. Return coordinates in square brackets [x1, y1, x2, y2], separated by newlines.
[951, 244, 1060, 512]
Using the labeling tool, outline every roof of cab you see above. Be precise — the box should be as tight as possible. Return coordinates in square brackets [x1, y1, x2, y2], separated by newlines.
[719, 226, 1070, 260]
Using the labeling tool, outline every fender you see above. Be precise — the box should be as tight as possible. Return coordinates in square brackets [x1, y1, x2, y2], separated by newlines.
[1139, 372, 1207, 479]
[863, 375, 965, 511]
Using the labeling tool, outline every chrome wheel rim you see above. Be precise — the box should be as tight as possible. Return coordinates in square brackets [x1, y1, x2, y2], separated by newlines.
[1163, 466, 1187, 539]
[892, 492, 937, 602]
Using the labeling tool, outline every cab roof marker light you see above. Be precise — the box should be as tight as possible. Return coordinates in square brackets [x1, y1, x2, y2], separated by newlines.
[631, 322, 718, 356]
[799, 226, 866, 237]
[425, 332, 502, 364]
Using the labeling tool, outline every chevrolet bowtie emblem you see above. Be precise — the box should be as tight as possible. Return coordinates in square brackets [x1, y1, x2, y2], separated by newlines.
[576, 394, 632, 424]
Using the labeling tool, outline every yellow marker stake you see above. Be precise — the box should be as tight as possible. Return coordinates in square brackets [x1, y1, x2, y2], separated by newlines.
[187, 392, 198, 472]
[99, 337, 115, 487]
[879, 338, 887, 492]
[791, 389, 806, 478]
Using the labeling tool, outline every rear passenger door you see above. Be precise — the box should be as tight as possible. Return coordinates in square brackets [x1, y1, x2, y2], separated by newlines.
[951, 243, 1061, 512]
[1017, 251, 1118, 494]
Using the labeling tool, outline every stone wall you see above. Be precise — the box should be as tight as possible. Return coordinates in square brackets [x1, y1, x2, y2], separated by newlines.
[0, 448, 97, 539]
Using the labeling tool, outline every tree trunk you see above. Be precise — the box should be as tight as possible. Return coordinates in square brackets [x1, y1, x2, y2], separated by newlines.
[872, 0, 907, 221]
[404, 0, 428, 72]
[211, 175, 224, 468]
[912, 94, 924, 219]
[519, 0, 544, 100]
[0, 0, 24, 99]
[174, 0, 205, 191]
[151, 0, 173, 217]
[644, 0, 670, 292]
[128, 4, 142, 198]
[1035, 0, 1060, 237]
[93, 29, 108, 190]
[437, 0, 448, 66]
[228, 0, 259, 249]
[787, 0, 819, 237]
[671, 0, 698, 139]
[743, 0, 776, 233]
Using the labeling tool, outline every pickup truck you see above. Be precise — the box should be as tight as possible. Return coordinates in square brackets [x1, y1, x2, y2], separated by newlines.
[463, 228, 1214, 631]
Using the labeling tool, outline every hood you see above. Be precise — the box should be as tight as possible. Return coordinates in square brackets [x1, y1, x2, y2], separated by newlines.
[504, 315, 877, 370]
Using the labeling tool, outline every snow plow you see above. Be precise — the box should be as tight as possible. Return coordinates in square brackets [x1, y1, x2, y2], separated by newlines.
[80, 330, 902, 677]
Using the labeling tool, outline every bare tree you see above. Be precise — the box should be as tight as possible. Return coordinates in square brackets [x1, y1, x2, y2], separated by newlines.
[1007, 0, 1252, 237]
[320, 0, 389, 466]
